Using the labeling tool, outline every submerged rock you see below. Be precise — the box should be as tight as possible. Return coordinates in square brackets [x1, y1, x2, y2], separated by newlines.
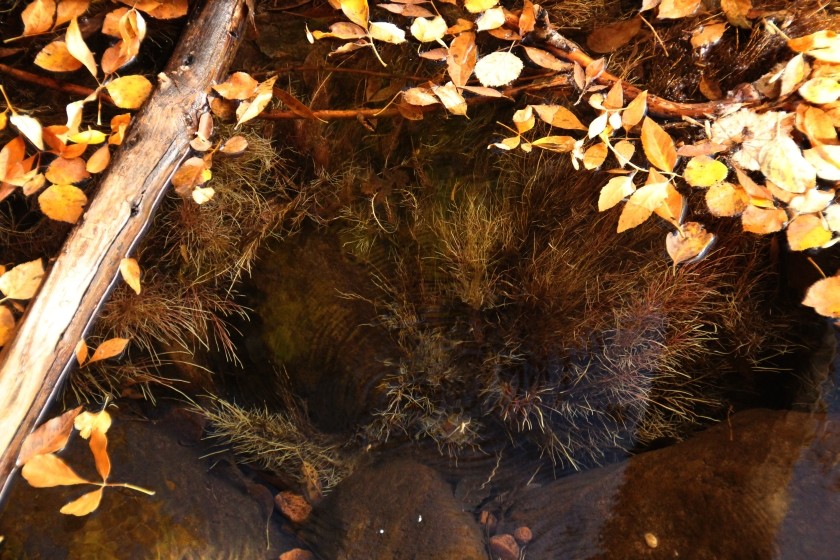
[300, 458, 485, 560]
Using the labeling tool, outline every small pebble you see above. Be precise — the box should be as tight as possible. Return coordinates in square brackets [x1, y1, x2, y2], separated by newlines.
[644, 532, 659, 549]
[513, 526, 533, 545]
[274, 491, 312, 524]
[489, 533, 520, 560]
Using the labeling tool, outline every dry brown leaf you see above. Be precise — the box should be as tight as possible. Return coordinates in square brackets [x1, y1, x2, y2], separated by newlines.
[786, 213, 832, 251]
[657, 0, 701, 20]
[86, 144, 110, 173]
[666, 222, 716, 266]
[21, 453, 92, 487]
[0, 259, 44, 300]
[519, 0, 536, 35]
[236, 75, 277, 127]
[66, 17, 97, 79]
[340, 0, 369, 29]
[109, 113, 131, 145]
[60, 487, 103, 516]
[706, 181, 748, 217]
[447, 32, 477, 88]
[699, 74, 723, 101]
[583, 142, 608, 170]
[0, 305, 14, 347]
[641, 117, 677, 172]
[432, 83, 467, 116]
[219, 135, 248, 156]
[38, 184, 87, 223]
[22, 0, 56, 36]
[622, 91, 647, 129]
[119, 257, 141, 295]
[34, 41, 83, 72]
[741, 205, 787, 234]
[75, 410, 112, 438]
[46, 157, 89, 185]
[586, 16, 642, 54]
[403, 87, 439, 106]
[446, 18, 474, 35]
[531, 104, 587, 131]
[75, 338, 88, 365]
[598, 174, 635, 211]
[17, 406, 83, 467]
[105, 74, 153, 109]
[690, 22, 726, 49]
[802, 274, 840, 318]
[87, 338, 129, 364]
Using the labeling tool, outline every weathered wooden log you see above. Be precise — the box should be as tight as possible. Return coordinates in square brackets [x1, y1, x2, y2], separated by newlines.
[0, 0, 248, 501]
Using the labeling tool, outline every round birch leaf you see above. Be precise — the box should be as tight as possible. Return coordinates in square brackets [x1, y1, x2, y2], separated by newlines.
[474, 51, 523, 87]
[38, 184, 88, 223]
[0, 259, 44, 300]
[34, 41, 83, 72]
[105, 75, 153, 109]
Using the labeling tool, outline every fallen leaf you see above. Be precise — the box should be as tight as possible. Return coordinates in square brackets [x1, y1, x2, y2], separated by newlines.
[403, 87, 439, 106]
[105, 75, 153, 109]
[378, 3, 434, 17]
[758, 136, 816, 193]
[432, 82, 467, 116]
[617, 179, 670, 232]
[641, 117, 677, 172]
[521, 46, 572, 71]
[706, 181, 749, 216]
[683, 155, 728, 187]
[788, 30, 840, 64]
[68, 129, 106, 144]
[474, 51, 523, 87]
[826, 205, 840, 232]
[622, 91, 647, 129]
[103, 8, 129, 36]
[447, 32, 477, 88]
[236, 75, 277, 127]
[10, 114, 45, 151]
[583, 142, 608, 169]
[530, 135, 575, 152]
[21, 453, 91, 487]
[22, 0, 56, 36]
[0, 305, 14, 347]
[86, 144, 110, 173]
[17, 406, 83, 467]
[614, 139, 635, 167]
[796, 104, 838, 146]
[34, 41, 84, 72]
[741, 204, 787, 234]
[463, 0, 498, 13]
[46, 157, 90, 185]
[0, 259, 44, 300]
[598, 174, 636, 211]
[141, 0, 188, 19]
[690, 22, 726, 49]
[720, 0, 751, 28]
[779, 54, 810, 97]
[368, 21, 406, 44]
[89, 428, 110, 480]
[786, 213, 832, 251]
[220, 135, 248, 155]
[340, 0, 369, 29]
[617, 202, 653, 233]
[519, 0, 536, 35]
[531, 104, 587, 130]
[666, 222, 716, 266]
[512, 106, 535, 134]
[789, 187, 835, 213]
[75, 410, 112, 439]
[75, 338, 88, 365]
[410, 16, 447, 43]
[802, 274, 840, 318]
[475, 7, 505, 32]
[87, 338, 129, 364]
[657, 0, 701, 20]
[586, 16, 642, 54]
[60, 487, 103, 516]
[119, 257, 141, 294]
[798, 78, 840, 105]
[172, 156, 210, 192]
[38, 184, 87, 223]
[55, 0, 90, 28]
[192, 185, 215, 204]
[66, 17, 97, 79]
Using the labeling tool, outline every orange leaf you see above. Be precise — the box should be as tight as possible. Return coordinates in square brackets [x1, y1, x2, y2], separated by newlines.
[0, 259, 44, 300]
[521, 47, 572, 71]
[531, 105, 587, 131]
[586, 15, 642, 54]
[34, 41, 84, 72]
[220, 135, 249, 155]
[706, 182, 749, 217]
[447, 32, 477, 88]
[741, 205, 787, 234]
[617, 202, 654, 233]
[172, 157, 210, 193]
[66, 17, 97, 79]
[657, 0, 701, 20]
[119, 257, 141, 295]
[622, 91, 647, 129]
[86, 144, 111, 173]
[105, 75, 153, 109]
[89, 428, 110, 480]
[213, 72, 259, 100]
[22, 0, 56, 36]
[75, 338, 88, 365]
[236, 76, 277, 127]
[0, 305, 14, 347]
[598, 174, 636, 211]
[802, 275, 840, 318]
[21, 453, 92, 487]
[17, 406, 83, 467]
[530, 135, 575, 152]
[786, 214, 832, 251]
[88, 338, 129, 364]
[60, 487, 103, 516]
[46, 156, 90, 185]
[640, 117, 677, 172]
[666, 222, 716, 266]
[55, 0, 90, 28]
[38, 184, 87, 223]
[583, 142, 608, 170]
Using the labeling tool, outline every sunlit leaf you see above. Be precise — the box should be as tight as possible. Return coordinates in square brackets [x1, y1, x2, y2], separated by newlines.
[21, 453, 91, 488]
[236, 75, 277, 127]
[75, 410, 112, 439]
[474, 51, 523, 87]
[512, 106, 535, 134]
[214, 72, 259, 100]
[531, 104, 587, 131]
[657, 0, 701, 19]
[340, 0, 369, 29]
[86, 144, 111, 173]
[403, 87, 439, 106]
[787, 213, 832, 251]
[368, 21, 406, 44]
[519, 0, 536, 35]
[22, 0, 56, 36]
[87, 338, 129, 365]
[463, 0, 498, 13]
[475, 7, 505, 31]
[0, 305, 14, 347]
[105, 75, 153, 109]
[741, 205, 787, 234]
[683, 155, 728, 187]
[530, 135, 575, 152]
[38, 184, 87, 223]
[614, 139, 635, 167]
[521, 46, 572, 71]
[119, 257, 141, 295]
[89, 428, 110, 480]
[55, 0, 90, 28]
[66, 18, 97, 79]
[583, 142, 608, 169]
[720, 0, 751, 28]
[432, 82, 467, 116]
[10, 114, 44, 151]
[17, 406, 83, 467]
[758, 136, 815, 194]
[798, 78, 840, 105]
[34, 41, 84, 72]
[789, 187, 835, 214]
[666, 222, 715, 266]
[622, 91, 647, 129]
[788, 30, 840, 64]
[0, 259, 44, 300]
[447, 32, 477, 88]
[598, 174, 635, 211]
[690, 22, 726, 49]
[779, 54, 810, 97]
[706, 181, 749, 217]
[46, 157, 90, 185]
[220, 135, 248, 155]
[640, 117, 677, 172]
[803, 274, 840, 318]
[60, 487, 103, 516]
[75, 338, 88, 365]
[410, 16, 447, 43]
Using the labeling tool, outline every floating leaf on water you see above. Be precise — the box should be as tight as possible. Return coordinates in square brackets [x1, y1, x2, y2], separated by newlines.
[17, 406, 83, 467]
[475, 51, 523, 88]
[60, 487, 103, 516]
[803, 274, 840, 318]
[66, 17, 97, 79]
[21, 453, 92, 488]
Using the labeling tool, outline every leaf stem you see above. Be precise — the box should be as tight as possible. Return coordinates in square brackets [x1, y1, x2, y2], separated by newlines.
[106, 481, 156, 495]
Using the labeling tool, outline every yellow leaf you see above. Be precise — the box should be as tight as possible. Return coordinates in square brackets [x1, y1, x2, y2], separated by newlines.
[741, 205, 787, 234]
[410, 16, 447, 43]
[10, 114, 44, 151]
[192, 185, 215, 204]
[641, 117, 677, 172]
[614, 139, 635, 167]
[657, 0, 701, 20]
[22, 0, 56, 36]
[706, 181, 748, 217]
[38, 184, 87, 223]
[60, 487, 103, 516]
[17, 406, 83, 467]
[598, 175, 636, 211]
[87, 338, 129, 365]
[432, 83, 468, 116]
[788, 30, 840, 64]
[236, 75, 277, 127]
[683, 155, 728, 187]
[74, 410, 112, 439]
[622, 91, 647, 129]
[666, 222, 716, 266]
[66, 17, 97, 79]
[21, 453, 91, 488]
[89, 428, 110, 480]
[0, 259, 45, 300]
[68, 129, 107, 145]
[583, 142, 608, 169]
[780, 54, 810, 97]
[105, 75, 153, 109]
[213, 72, 259, 100]
[531, 105, 588, 131]
[464, 0, 499, 13]
[34, 41, 84, 72]
[119, 257, 141, 295]
[340, 0, 369, 29]
[369, 21, 406, 44]
[798, 78, 840, 105]
[530, 135, 576, 152]
[86, 144, 111, 173]
[802, 274, 840, 318]
[475, 7, 505, 32]
[512, 106, 535, 134]
[45, 157, 90, 185]
[0, 305, 14, 347]
[786, 213, 832, 251]
[617, 202, 653, 233]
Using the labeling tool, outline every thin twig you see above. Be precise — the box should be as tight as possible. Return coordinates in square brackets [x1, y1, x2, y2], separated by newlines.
[0, 63, 113, 105]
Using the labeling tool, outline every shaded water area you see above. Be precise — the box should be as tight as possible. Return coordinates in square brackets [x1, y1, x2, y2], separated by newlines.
[2, 1, 840, 559]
